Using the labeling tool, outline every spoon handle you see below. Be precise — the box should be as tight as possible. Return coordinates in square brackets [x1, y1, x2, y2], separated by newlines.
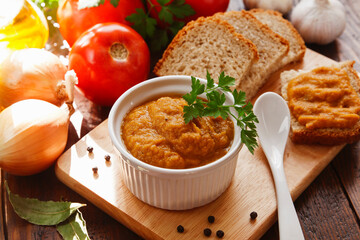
[272, 165, 305, 240]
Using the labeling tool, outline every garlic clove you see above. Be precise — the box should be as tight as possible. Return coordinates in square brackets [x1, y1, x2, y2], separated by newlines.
[243, 0, 258, 9]
[243, 0, 293, 14]
[0, 99, 71, 176]
[291, 0, 346, 45]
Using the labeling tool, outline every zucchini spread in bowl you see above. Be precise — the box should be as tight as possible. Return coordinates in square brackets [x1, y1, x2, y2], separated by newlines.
[108, 75, 243, 210]
[121, 96, 234, 169]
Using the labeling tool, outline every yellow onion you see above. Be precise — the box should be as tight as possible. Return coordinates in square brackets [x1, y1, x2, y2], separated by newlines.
[0, 48, 75, 109]
[0, 99, 73, 176]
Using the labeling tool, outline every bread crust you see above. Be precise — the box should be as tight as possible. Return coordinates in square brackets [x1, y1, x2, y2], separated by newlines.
[249, 8, 306, 63]
[281, 61, 360, 145]
[153, 16, 259, 76]
[214, 10, 290, 100]
[290, 124, 360, 145]
[226, 10, 290, 53]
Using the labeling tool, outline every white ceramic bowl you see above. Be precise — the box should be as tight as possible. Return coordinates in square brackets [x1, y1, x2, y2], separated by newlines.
[108, 75, 243, 210]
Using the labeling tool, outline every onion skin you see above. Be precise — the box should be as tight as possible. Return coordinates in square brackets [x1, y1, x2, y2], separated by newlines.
[0, 48, 68, 109]
[0, 99, 69, 176]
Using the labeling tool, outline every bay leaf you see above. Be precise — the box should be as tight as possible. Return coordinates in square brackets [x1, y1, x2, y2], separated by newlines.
[57, 210, 90, 240]
[5, 181, 86, 225]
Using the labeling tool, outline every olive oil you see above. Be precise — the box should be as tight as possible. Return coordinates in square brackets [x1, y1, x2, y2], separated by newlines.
[0, 0, 48, 50]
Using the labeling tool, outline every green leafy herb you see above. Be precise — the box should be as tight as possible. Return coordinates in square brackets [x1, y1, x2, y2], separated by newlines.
[126, 0, 195, 51]
[6, 180, 90, 239]
[5, 181, 86, 225]
[57, 210, 90, 240]
[31, 0, 59, 9]
[183, 71, 259, 154]
[49, 0, 193, 51]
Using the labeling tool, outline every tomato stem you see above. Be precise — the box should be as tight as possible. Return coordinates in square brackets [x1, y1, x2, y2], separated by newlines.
[109, 43, 128, 61]
[146, 0, 162, 17]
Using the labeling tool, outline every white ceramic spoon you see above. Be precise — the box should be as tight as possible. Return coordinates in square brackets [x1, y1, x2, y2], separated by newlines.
[253, 92, 304, 240]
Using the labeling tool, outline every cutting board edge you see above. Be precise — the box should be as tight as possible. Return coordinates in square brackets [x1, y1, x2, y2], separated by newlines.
[54, 161, 164, 240]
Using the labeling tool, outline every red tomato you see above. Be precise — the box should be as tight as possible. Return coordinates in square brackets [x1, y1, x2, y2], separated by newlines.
[57, 0, 144, 46]
[69, 23, 150, 106]
[184, 0, 230, 22]
[149, 0, 229, 24]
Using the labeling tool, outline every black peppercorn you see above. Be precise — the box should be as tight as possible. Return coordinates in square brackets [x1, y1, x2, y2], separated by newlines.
[87, 146, 93, 153]
[208, 215, 215, 223]
[105, 154, 111, 161]
[177, 225, 184, 233]
[92, 167, 98, 174]
[203, 228, 212, 237]
[250, 211, 258, 220]
[216, 230, 224, 238]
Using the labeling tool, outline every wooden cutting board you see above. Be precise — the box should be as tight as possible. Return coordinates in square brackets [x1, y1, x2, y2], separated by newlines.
[55, 49, 345, 240]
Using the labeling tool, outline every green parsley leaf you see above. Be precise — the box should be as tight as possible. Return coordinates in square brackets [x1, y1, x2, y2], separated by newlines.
[127, 0, 195, 52]
[157, 0, 172, 5]
[31, 0, 59, 9]
[168, 21, 185, 36]
[167, 0, 195, 19]
[183, 100, 204, 124]
[126, 9, 152, 39]
[206, 71, 215, 89]
[218, 72, 235, 92]
[159, 7, 174, 24]
[182, 72, 259, 154]
[110, 0, 120, 8]
[150, 29, 169, 52]
[232, 89, 246, 106]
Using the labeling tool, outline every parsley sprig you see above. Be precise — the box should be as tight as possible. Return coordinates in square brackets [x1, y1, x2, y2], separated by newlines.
[51, 0, 193, 51]
[183, 72, 259, 154]
[31, 0, 59, 9]
[126, 0, 195, 51]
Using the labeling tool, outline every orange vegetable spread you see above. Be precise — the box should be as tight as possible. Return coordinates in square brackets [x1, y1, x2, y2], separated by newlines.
[121, 97, 234, 169]
[287, 66, 360, 129]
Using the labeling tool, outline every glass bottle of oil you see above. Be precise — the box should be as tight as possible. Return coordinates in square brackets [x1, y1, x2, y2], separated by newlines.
[0, 0, 49, 50]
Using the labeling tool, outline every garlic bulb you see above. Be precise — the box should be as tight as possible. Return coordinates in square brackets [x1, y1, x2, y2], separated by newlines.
[243, 0, 293, 14]
[0, 99, 73, 176]
[291, 0, 346, 45]
[0, 48, 77, 109]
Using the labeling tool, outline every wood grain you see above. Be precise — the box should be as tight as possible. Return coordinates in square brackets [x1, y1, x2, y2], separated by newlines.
[296, 164, 360, 239]
[333, 144, 360, 222]
[0, 171, 4, 240]
[55, 49, 348, 240]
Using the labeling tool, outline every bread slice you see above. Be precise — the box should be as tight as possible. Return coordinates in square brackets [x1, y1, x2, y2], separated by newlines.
[250, 9, 306, 67]
[281, 61, 360, 145]
[215, 10, 289, 100]
[153, 16, 259, 88]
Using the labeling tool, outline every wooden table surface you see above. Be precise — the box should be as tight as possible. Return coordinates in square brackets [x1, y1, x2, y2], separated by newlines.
[1, 0, 360, 239]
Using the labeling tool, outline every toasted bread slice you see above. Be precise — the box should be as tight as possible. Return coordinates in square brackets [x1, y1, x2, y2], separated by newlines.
[250, 8, 306, 67]
[153, 16, 259, 88]
[215, 10, 289, 100]
[281, 61, 360, 145]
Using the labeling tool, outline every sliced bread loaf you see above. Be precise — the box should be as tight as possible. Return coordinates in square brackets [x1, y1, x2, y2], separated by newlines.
[215, 10, 289, 100]
[153, 16, 259, 88]
[250, 8, 306, 67]
[281, 61, 360, 145]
